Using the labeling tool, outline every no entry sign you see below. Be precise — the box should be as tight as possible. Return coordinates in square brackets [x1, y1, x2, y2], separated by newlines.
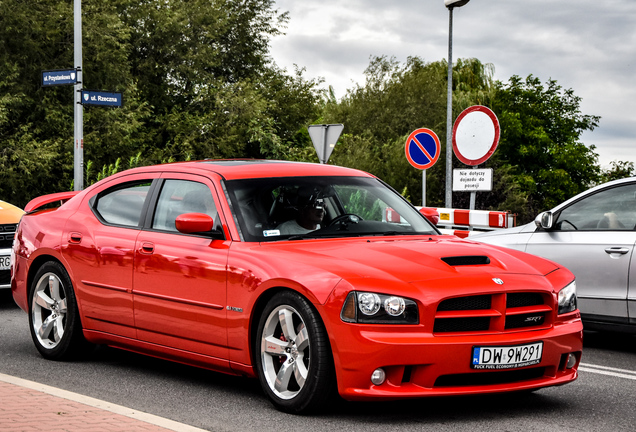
[405, 128, 441, 170]
[452, 106, 500, 166]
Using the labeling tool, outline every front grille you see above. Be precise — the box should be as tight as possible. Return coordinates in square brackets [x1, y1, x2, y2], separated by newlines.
[0, 224, 17, 248]
[505, 313, 545, 329]
[434, 367, 546, 387]
[434, 292, 553, 334]
[434, 317, 490, 333]
[0, 270, 10, 285]
[507, 292, 543, 308]
[438, 295, 491, 311]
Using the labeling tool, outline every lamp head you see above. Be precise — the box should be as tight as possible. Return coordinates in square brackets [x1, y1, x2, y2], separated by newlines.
[445, 0, 470, 8]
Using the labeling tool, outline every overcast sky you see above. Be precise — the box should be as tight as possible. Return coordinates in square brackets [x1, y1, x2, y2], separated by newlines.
[270, 0, 636, 168]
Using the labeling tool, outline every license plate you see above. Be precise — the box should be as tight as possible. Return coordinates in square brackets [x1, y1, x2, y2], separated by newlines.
[472, 342, 543, 370]
[0, 255, 10, 271]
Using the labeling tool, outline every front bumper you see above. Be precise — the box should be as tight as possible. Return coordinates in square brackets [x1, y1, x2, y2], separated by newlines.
[322, 297, 583, 401]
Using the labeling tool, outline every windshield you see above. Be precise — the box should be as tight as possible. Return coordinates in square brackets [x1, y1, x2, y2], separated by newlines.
[226, 176, 438, 242]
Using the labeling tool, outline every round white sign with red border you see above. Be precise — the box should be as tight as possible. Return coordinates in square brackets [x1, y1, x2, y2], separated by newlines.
[452, 105, 500, 166]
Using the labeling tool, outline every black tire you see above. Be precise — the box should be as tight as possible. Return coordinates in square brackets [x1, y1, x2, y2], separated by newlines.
[28, 261, 89, 360]
[255, 291, 336, 414]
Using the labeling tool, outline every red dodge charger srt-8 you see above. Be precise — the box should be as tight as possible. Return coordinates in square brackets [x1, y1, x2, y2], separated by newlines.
[11, 160, 582, 413]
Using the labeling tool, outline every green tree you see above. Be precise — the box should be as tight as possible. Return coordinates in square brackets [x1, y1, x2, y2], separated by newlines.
[599, 160, 635, 183]
[489, 75, 601, 221]
[0, 0, 322, 206]
[324, 56, 493, 207]
[321, 57, 602, 224]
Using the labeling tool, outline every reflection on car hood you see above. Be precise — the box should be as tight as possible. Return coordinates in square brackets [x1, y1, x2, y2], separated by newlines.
[262, 234, 559, 284]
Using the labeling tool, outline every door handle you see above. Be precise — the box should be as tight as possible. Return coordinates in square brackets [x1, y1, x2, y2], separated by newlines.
[140, 242, 155, 254]
[68, 232, 82, 244]
[604, 247, 629, 255]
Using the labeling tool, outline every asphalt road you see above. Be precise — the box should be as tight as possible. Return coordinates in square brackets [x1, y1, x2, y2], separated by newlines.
[1, 289, 635, 431]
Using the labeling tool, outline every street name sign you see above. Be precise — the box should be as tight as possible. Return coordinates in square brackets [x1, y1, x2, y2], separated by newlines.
[81, 90, 123, 107]
[42, 69, 77, 87]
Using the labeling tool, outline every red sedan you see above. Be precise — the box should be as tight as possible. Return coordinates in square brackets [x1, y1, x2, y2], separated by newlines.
[11, 160, 582, 413]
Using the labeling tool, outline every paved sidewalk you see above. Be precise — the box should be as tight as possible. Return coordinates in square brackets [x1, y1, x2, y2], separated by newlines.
[0, 373, 208, 432]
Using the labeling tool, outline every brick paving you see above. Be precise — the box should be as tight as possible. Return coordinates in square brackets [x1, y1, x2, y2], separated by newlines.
[0, 377, 206, 432]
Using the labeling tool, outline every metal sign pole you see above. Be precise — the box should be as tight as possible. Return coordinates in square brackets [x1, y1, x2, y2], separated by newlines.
[469, 165, 477, 211]
[73, 0, 83, 191]
[422, 170, 426, 207]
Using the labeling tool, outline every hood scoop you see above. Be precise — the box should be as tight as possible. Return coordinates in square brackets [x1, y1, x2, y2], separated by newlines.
[441, 255, 491, 266]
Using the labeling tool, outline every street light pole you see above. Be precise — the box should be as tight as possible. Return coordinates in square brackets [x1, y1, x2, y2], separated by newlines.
[444, 0, 470, 209]
[73, 0, 83, 191]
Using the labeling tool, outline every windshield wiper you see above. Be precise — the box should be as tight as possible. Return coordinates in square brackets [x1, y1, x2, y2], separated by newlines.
[287, 234, 313, 241]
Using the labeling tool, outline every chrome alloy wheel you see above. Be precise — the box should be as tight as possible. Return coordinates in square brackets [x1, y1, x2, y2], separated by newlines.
[31, 272, 68, 349]
[260, 305, 310, 400]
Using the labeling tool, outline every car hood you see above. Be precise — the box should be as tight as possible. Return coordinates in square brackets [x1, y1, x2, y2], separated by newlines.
[260, 234, 559, 284]
[0, 200, 25, 223]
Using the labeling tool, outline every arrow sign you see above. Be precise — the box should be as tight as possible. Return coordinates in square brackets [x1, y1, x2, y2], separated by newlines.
[308, 124, 344, 164]
[405, 128, 441, 170]
[42, 69, 77, 87]
[81, 90, 123, 107]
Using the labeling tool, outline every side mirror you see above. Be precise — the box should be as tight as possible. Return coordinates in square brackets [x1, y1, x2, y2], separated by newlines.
[176, 213, 224, 239]
[419, 207, 440, 226]
[534, 211, 553, 230]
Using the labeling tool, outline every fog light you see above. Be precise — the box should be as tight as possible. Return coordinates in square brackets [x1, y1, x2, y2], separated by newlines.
[566, 353, 577, 369]
[370, 368, 386, 385]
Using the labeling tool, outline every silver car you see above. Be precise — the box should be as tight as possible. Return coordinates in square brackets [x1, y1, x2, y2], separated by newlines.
[473, 177, 636, 333]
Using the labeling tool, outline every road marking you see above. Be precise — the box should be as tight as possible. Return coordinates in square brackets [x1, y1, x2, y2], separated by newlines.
[579, 362, 636, 381]
[0, 372, 209, 432]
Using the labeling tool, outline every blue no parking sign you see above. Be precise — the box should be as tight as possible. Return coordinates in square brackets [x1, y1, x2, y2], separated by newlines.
[405, 128, 441, 170]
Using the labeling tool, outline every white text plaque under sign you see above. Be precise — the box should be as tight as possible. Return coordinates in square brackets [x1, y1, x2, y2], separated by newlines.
[453, 168, 493, 192]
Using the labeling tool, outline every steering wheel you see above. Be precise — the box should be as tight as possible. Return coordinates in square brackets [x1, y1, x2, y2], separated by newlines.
[559, 220, 578, 230]
[327, 213, 363, 227]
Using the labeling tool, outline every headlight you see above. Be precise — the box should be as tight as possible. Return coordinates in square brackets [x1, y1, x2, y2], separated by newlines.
[341, 291, 419, 324]
[558, 281, 577, 314]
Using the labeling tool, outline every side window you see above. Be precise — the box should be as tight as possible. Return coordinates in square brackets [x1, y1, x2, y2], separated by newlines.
[555, 183, 636, 231]
[94, 182, 151, 227]
[152, 180, 218, 232]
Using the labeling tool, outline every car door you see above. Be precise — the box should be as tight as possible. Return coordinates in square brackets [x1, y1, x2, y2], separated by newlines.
[133, 174, 230, 364]
[525, 182, 636, 325]
[62, 175, 158, 338]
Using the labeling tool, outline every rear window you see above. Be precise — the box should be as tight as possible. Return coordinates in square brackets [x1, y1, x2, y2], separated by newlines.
[94, 182, 151, 227]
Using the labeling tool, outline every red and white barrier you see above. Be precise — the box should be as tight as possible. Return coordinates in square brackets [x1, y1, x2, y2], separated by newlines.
[426, 207, 515, 230]
[418, 207, 516, 238]
[384, 207, 516, 238]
